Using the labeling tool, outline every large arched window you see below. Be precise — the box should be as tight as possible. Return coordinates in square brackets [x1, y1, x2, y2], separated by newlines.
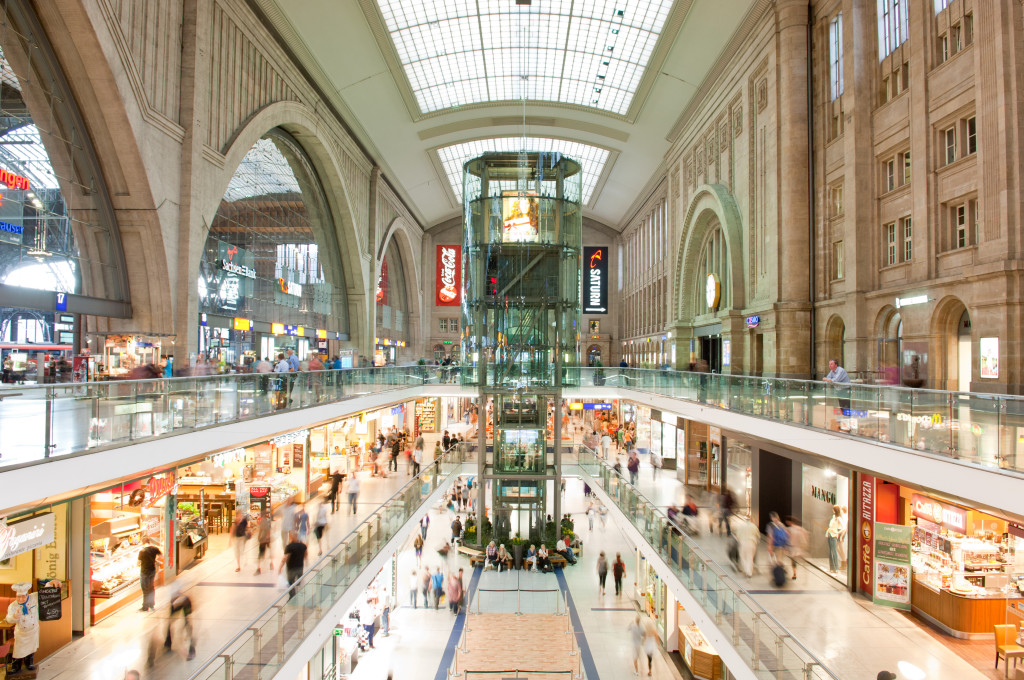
[199, 129, 348, 334]
[376, 239, 409, 342]
[0, 5, 128, 347]
[692, 224, 730, 316]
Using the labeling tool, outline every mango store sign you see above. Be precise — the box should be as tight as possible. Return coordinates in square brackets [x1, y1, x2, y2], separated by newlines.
[0, 513, 56, 562]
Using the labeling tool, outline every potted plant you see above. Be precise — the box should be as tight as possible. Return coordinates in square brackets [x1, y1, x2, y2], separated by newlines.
[511, 533, 525, 569]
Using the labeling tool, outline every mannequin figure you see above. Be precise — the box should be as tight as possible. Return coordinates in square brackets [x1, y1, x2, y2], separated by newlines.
[6, 581, 39, 673]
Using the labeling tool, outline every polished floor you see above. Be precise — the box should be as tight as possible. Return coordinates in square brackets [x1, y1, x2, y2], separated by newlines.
[37, 464, 422, 680]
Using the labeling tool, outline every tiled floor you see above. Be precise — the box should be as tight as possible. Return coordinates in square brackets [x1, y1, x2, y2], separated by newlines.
[37, 465, 425, 680]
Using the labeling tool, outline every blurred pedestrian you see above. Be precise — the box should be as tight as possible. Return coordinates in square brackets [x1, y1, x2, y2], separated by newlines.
[597, 551, 608, 596]
[420, 513, 430, 540]
[279, 532, 307, 600]
[642, 617, 658, 676]
[231, 509, 250, 572]
[347, 474, 360, 515]
[294, 503, 310, 544]
[137, 538, 162, 612]
[432, 567, 444, 609]
[414, 533, 424, 566]
[163, 585, 196, 660]
[785, 516, 809, 580]
[255, 515, 272, 575]
[612, 552, 626, 596]
[410, 568, 419, 608]
[314, 502, 329, 556]
[627, 615, 644, 676]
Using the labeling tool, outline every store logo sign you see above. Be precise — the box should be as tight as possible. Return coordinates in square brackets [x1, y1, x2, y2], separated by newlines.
[278, 278, 302, 297]
[746, 315, 760, 328]
[248, 485, 271, 498]
[436, 245, 461, 306]
[220, 259, 256, 279]
[896, 412, 942, 425]
[146, 473, 176, 506]
[0, 514, 55, 562]
[811, 485, 836, 505]
[583, 247, 608, 314]
[911, 494, 966, 533]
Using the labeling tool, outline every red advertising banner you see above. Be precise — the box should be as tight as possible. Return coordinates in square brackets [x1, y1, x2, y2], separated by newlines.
[858, 473, 875, 595]
[436, 244, 461, 306]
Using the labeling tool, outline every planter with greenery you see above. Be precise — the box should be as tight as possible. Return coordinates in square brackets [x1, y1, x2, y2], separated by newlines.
[511, 533, 525, 569]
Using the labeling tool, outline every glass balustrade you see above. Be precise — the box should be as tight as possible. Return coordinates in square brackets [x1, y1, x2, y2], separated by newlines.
[4, 365, 1024, 476]
[576, 368, 1024, 473]
[0, 367, 442, 469]
[572, 446, 838, 680]
[187, 445, 471, 680]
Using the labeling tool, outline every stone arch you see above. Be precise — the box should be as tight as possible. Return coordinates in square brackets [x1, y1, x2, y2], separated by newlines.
[823, 314, 846, 367]
[673, 184, 746, 321]
[930, 295, 971, 390]
[204, 101, 370, 347]
[874, 305, 903, 383]
[376, 216, 424, 355]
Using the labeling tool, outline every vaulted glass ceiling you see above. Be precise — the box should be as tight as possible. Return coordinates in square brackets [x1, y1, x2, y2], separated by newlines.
[376, 0, 672, 115]
[437, 137, 609, 203]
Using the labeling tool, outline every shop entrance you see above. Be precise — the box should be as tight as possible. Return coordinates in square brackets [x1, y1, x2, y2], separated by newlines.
[956, 310, 972, 391]
[698, 335, 722, 373]
[877, 315, 902, 385]
[586, 344, 602, 366]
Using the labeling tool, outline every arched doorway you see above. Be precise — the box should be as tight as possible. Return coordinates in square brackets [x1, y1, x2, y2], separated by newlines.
[824, 315, 846, 371]
[691, 223, 729, 372]
[586, 344, 602, 366]
[876, 309, 902, 385]
[932, 298, 971, 391]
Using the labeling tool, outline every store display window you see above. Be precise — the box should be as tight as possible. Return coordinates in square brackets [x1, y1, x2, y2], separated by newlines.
[334, 562, 393, 675]
[89, 473, 174, 623]
[800, 463, 849, 583]
[725, 440, 752, 518]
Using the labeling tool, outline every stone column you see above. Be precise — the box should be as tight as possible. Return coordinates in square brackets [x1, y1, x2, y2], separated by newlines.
[774, 0, 813, 378]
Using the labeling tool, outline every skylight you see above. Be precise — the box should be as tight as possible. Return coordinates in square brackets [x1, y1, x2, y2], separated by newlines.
[223, 136, 301, 202]
[376, 0, 672, 115]
[437, 137, 609, 203]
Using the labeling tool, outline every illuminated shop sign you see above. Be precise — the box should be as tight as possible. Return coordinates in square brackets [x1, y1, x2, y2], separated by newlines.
[746, 315, 760, 328]
[271, 322, 285, 335]
[278, 278, 302, 297]
[220, 258, 256, 279]
[436, 244, 461, 306]
[376, 257, 388, 305]
[894, 295, 928, 309]
[284, 325, 304, 337]
[911, 494, 967, 533]
[233, 318, 251, 331]
[583, 246, 608, 314]
[584, 403, 612, 410]
[0, 513, 55, 562]
[0, 220, 24, 244]
[0, 169, 30, 191]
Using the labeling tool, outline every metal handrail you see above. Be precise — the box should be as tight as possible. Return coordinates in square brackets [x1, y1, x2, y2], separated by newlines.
[573, 444, 839, 680]
[184, 447, 467, 680]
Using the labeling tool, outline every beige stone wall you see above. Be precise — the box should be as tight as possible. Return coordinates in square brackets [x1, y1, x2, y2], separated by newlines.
[31, 0, 424, 358]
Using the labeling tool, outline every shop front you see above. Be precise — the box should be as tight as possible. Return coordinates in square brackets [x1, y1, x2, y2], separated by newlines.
[857, 475, 1024, 639]
[677, 421, 721, 495]
[98, 335, 162, 379]
[89, 472, 176, 623]
[800, 462, 850, 583]
[646, 410, 682, 472]
[0, 504, 73, 661]
[330, 559, 394, 676]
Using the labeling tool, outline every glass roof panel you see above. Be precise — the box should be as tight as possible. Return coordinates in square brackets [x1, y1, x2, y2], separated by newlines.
[223, 136, 301, 202]
[437, 137, 609, 204]
[376, 0, 672, 114]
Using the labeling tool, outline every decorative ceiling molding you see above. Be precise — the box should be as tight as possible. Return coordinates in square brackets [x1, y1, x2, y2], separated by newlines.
[417, 115, 630, 143]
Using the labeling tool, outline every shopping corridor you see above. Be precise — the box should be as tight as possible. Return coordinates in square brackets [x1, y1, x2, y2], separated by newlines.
[584, 448, 1001, 680]
[341, 480, 690, 680]
[35, 467, 430, 680]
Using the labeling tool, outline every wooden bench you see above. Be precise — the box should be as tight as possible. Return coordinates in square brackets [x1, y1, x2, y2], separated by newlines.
[458, 545, 485, 568]
[548, 554, 568, 569]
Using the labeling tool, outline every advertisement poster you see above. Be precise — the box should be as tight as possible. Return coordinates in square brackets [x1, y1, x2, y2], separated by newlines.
[502, 191, 539, 242]
[376, 257, 388, 305]
[858, 474, 874, 595]
[980, 337, 999, 378]
[872, 523, 912, 609]
[583, 246, 609, 313]
[436, 245, 461, 306]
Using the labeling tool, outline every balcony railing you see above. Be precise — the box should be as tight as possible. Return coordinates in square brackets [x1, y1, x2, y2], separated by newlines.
[0, 367, 442, 470]
[576, 367, 1024, 474]
[573, 445, 837, 680]
[187, 444, 471, 680]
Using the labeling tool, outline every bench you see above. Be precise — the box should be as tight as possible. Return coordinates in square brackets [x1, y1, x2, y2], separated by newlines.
[548, 554, 568, 569]
[458, 546, 486, 567]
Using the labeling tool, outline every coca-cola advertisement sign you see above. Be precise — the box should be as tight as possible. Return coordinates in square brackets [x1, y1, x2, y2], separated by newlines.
[436, 245, 461, 306]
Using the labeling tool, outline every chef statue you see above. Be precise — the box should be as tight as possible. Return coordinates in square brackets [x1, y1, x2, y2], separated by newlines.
[5, 582, 40, 673]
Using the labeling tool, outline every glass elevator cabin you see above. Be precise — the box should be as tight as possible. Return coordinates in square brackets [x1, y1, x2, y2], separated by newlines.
[461, 151, 583, 546]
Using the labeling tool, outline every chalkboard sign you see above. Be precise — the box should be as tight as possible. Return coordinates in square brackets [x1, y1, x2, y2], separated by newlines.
[37, 585, 62, 621]
[292, 443, 304, 468]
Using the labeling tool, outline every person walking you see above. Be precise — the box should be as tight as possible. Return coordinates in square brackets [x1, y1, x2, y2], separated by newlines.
[414, 533, 424, 567]
[420, 513, 430, 540]
[294, 503, 310, 544]
[279, 498, 296, 551]
[421, 569, 432, 608]
[413, 435, 424, 475]
[612, 552, 626, 596]
[231, 510, 250, 572]
[651, 449, 661, 479]
[451, 515, 462, 544]
[785, 516, 809, 580]
[313, 502, 329, 556]
[600, 431, 612, 458]
[587, 503, 596, 531]
[279, 532, 308, 600]
[390, 436, 401, 472]
[641, 617, 658, 676]
[138, 538, 162, 611]
[431, 567, 445, 609]
[409, 568, 419, 608]
[328, 469, 344, 513]
[767, 512, 790, 586]
[447, 571, 463, 615]
[627, 615, 644, 677]
[597, 551, 608, 596]
[717, 488, 736, 537]
[347, 474, 360, 515]
[627, 452, 640, 485]
[359, 597, 377, 648]
[163, 586, 196, 660]
[255, 515, 272, 575]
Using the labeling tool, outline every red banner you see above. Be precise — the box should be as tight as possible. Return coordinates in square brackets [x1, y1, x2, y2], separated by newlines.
[858, 473, 874, 595]
[436, 244, 461, 306]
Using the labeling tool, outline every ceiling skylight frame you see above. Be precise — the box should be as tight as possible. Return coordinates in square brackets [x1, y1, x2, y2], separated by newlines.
[373, 0, 674, 116]
[435, 136, 611, 206]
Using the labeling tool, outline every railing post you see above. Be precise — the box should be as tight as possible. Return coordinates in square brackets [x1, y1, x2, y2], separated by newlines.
[804, 661, 816, 680]
[44, 388, 53, 457]
[751, 613, 761, 670]
[776, 633, 789, 671]
[221, 653, 232, 680]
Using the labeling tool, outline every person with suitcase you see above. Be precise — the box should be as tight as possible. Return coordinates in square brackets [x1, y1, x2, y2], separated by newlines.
[766, 512, 790, 587]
